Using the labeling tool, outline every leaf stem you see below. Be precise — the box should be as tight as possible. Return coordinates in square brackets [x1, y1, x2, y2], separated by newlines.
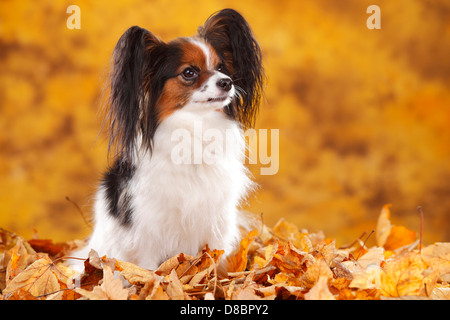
[417, 206, 424, 254]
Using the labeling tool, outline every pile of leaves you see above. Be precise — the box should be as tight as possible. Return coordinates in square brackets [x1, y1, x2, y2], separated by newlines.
[1, 205, 449, 300]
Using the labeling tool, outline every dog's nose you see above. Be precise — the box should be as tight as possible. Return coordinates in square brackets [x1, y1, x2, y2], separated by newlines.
[216, 78, 232, 92]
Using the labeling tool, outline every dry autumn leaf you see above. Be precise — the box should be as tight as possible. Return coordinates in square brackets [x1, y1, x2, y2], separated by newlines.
[376, 204, 416, 251]
[376, 204, 392, 247]
[166, 269, 188, 300]
[1, 206, 450, 300]
[226, 230, 258, 273]
[304, 276, 335, 300]
[3, 255, 72, 298]
[116, 259, 156, 285]
[272, 218, 313, 252]
[76, 265, 128, 300]
[420, 243, 450, 282]
[380, 252, 433, 297]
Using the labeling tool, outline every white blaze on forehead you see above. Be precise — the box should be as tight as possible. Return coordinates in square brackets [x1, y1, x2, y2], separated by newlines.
[189, 38, 215, 69]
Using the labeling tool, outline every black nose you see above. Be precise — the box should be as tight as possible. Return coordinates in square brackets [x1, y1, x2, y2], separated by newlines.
[216, 78, 232, 92]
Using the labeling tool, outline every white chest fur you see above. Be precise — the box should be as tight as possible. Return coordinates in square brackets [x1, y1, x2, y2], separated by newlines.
[76, 109, 253, 270]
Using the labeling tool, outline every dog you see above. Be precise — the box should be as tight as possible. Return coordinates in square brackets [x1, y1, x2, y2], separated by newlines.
[70, 8, 264, 273]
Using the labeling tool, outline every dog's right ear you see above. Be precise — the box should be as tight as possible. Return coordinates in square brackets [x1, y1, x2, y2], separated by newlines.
[106, 26, 163, 162]
[198, 9, 264, 129]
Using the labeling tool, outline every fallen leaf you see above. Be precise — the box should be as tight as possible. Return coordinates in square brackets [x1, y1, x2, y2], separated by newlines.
[166, 269, 188, 300]
[226, 230, 257, 273]
[384, 225, 416, 251]
[350, 265, 382, 290]
[375, 204, 416, 251]
[116, 259, 155, 285]
[5, 238, 36, 285]
[76, 265, 128, 300]
[430, 285, 450, 300]
[272, 219, 313, 252]
[1, 212, 449, 301]
[156, 253, 193, 276]
[304, 276, 335, 300]
[28, 239, 69, 258]
[376, 204, 392, 247]
[3, 255, 70, 298]
[356, 246, 385, 269]
[420, 242, 450, 282]
[380, 252, 429, 297]
[302, 258, 333, 288]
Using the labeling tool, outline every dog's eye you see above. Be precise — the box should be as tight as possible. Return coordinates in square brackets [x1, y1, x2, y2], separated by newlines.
[217, 63, 226, 73]
[181, 67, 198, 81]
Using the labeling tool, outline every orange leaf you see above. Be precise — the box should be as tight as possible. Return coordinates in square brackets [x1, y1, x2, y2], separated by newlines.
[375, 204, 416, 251]
[226, 230, 257, 273]
[384, 225, 416, 251]
[272, 219, 313, 252]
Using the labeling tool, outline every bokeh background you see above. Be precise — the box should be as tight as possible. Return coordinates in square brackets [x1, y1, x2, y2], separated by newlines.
[1, 0, 449, 246]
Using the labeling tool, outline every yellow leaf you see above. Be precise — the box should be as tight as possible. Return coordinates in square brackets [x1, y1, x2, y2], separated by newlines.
[5, 238, 36, 284]
[3, 256, 64, 297]
[304, 276, 335, 300]
[116, 259, 156, 285]
[252, 242, 278, 269]
[226, 230, 258, 273]
[272, 218, 312, 251]
[380, 252, 428, 297]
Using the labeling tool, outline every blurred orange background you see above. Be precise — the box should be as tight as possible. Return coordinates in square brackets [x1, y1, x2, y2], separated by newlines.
[1, 0, 449, 246]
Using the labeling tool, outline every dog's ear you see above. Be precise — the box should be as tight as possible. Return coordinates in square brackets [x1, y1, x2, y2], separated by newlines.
[198, 9, 264, 128]
[106, 26, 163, 162]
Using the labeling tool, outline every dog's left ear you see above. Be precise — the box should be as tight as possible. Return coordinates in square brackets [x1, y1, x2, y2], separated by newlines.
[106, 26, 164, 162]
[198, 9, 264, 128]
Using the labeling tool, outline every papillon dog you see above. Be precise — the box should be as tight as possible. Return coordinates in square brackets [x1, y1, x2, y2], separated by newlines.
[70, 8, 264, 273]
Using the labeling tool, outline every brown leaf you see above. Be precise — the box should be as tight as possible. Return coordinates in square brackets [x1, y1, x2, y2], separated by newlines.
[28, 239, 69, 258]
[3, 255, 71, 298]
[76, 265, 128, 300]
